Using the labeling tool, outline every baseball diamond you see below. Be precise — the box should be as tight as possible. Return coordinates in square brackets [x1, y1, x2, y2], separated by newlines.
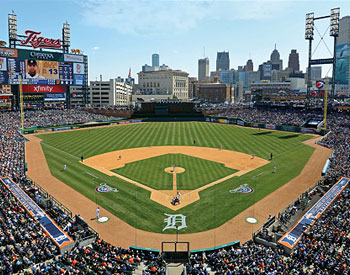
[25, 121, 331, 250]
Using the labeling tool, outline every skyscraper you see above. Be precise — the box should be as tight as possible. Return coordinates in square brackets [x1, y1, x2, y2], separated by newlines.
[198, 57, 209, 82]
[152, 54, 159, 67]
[270, 45, 283, 70]
[288, 50, 300, 72]
[245, 59, 253, 71]
[337, 16, 350, 45]
[216, 51, 230, 71]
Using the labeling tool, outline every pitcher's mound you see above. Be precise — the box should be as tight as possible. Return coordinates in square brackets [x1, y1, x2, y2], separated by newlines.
[164, 167, 185, 174]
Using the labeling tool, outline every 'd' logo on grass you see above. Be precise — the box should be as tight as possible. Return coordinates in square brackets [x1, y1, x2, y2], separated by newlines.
[229, 184, 254, 194]
[163, 214, 187, 231]
[95, 183, 118, 193]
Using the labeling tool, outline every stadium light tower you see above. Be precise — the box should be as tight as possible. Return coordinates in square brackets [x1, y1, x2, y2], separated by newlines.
[305, 13, 314, 98]
[330, 8, 340, 98]
[62, 22, 71, 53]
[305, 8, 340, 99]
[8, 13, 17, 48]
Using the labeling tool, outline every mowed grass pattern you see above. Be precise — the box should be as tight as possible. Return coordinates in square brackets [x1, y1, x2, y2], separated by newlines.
[39, 122, 315, 233]
[113, 153, 238, 190]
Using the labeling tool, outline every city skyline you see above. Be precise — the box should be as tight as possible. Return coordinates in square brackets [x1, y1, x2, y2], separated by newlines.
[0, 0, 349, 81]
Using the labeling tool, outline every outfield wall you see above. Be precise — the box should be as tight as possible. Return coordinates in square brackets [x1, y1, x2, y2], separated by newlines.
[205, 116, 321, 135]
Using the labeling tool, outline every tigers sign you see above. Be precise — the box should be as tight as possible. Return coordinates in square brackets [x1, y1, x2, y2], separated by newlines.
[20, 30, 62, 50]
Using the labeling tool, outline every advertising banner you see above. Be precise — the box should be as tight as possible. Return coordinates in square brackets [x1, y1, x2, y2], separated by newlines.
[22, 85, 66, 93]
[218, 119, 228, 124]
[23, 93, 44, 102]
[44, 93, 66, 101]
[73, 63, 85, 74]
[71, 93, 84, 98]
[265, 124, 276, 130]
[0, 48, 18, 58]
[64, 54, 84, 63]
[278, 177, 350, 249]
[0, 177, 73, 249]
[237, 120, 244, 126]
[73, 74, 84, 85]
[300, 128, 315, 134]
[0, 57, 7, 71]
[24, 50, 62, 61]
[335, 43, 350, 85]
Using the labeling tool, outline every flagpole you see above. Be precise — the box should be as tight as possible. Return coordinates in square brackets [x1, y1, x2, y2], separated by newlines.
[323, 78, 328, 134]
[19, 75, 24, 134]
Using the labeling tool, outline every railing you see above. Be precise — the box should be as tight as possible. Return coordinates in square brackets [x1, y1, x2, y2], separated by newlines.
[49, 194, 72, 218]
[277, 180, 320, 221]
[26, 176, 72, 218]
[27, 177, 49, 198]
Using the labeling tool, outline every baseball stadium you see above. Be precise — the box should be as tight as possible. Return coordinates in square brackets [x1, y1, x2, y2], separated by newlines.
[1, 7, 350, 275]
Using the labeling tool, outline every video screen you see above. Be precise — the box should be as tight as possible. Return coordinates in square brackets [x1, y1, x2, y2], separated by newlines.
[0, 56, 84, 86]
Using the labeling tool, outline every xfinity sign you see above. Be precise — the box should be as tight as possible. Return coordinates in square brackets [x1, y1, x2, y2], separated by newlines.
[22, 85, 66, 93]
[34, 86, 53, 93]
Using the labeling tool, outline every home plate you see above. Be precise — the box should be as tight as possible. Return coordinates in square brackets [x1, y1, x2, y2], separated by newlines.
[245, 217, 258, 224]
[98, 217, 109, 223]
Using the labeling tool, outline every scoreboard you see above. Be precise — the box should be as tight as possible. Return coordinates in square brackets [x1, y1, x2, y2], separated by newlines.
[0, 48, 85, 86]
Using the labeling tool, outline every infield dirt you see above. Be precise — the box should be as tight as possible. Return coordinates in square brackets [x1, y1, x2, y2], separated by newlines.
[82, 146, 269, 210]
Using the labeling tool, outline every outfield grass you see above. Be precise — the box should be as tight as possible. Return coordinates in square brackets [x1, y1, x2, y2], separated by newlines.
[112, 153, 238, 190]
[38, 122, 314, 233]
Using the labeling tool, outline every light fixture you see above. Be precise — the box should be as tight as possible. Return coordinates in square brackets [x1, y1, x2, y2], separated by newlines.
[305, 12, 314, 40]
[330, 8, 340, 37]
[62, 22, 70, 47]
[8, 13, 17, 40]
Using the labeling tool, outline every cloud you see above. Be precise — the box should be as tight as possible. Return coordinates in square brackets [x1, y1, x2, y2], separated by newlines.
[79, 0, 292, 35]
[92, 46, 100, 53]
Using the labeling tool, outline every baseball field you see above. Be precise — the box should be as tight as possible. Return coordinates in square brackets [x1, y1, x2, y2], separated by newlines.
[34, 122, 315, 235]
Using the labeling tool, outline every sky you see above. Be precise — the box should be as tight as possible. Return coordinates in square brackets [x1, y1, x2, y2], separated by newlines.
[0, 0, 349, 82]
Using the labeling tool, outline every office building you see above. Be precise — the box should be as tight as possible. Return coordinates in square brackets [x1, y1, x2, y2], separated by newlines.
[288, 50, 300, 72]
[245, 59, 254, 71]
[337, 16, 350, 45]
[89, 77, 132, 107]
[271, 68, 292, 82]
[198, 58, 209, 82]
[197, 83, 234, 103]
[259, 62, 273, 80]
[216, 51, 230, 71]
[188, 77, 198, 99]
[152, 54, 159, 67]
[270, 45, 283, 71]
[138, 69, 189, 100]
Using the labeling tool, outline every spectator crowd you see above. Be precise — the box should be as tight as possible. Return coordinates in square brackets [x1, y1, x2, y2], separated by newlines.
[0, 106, 349, 274]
